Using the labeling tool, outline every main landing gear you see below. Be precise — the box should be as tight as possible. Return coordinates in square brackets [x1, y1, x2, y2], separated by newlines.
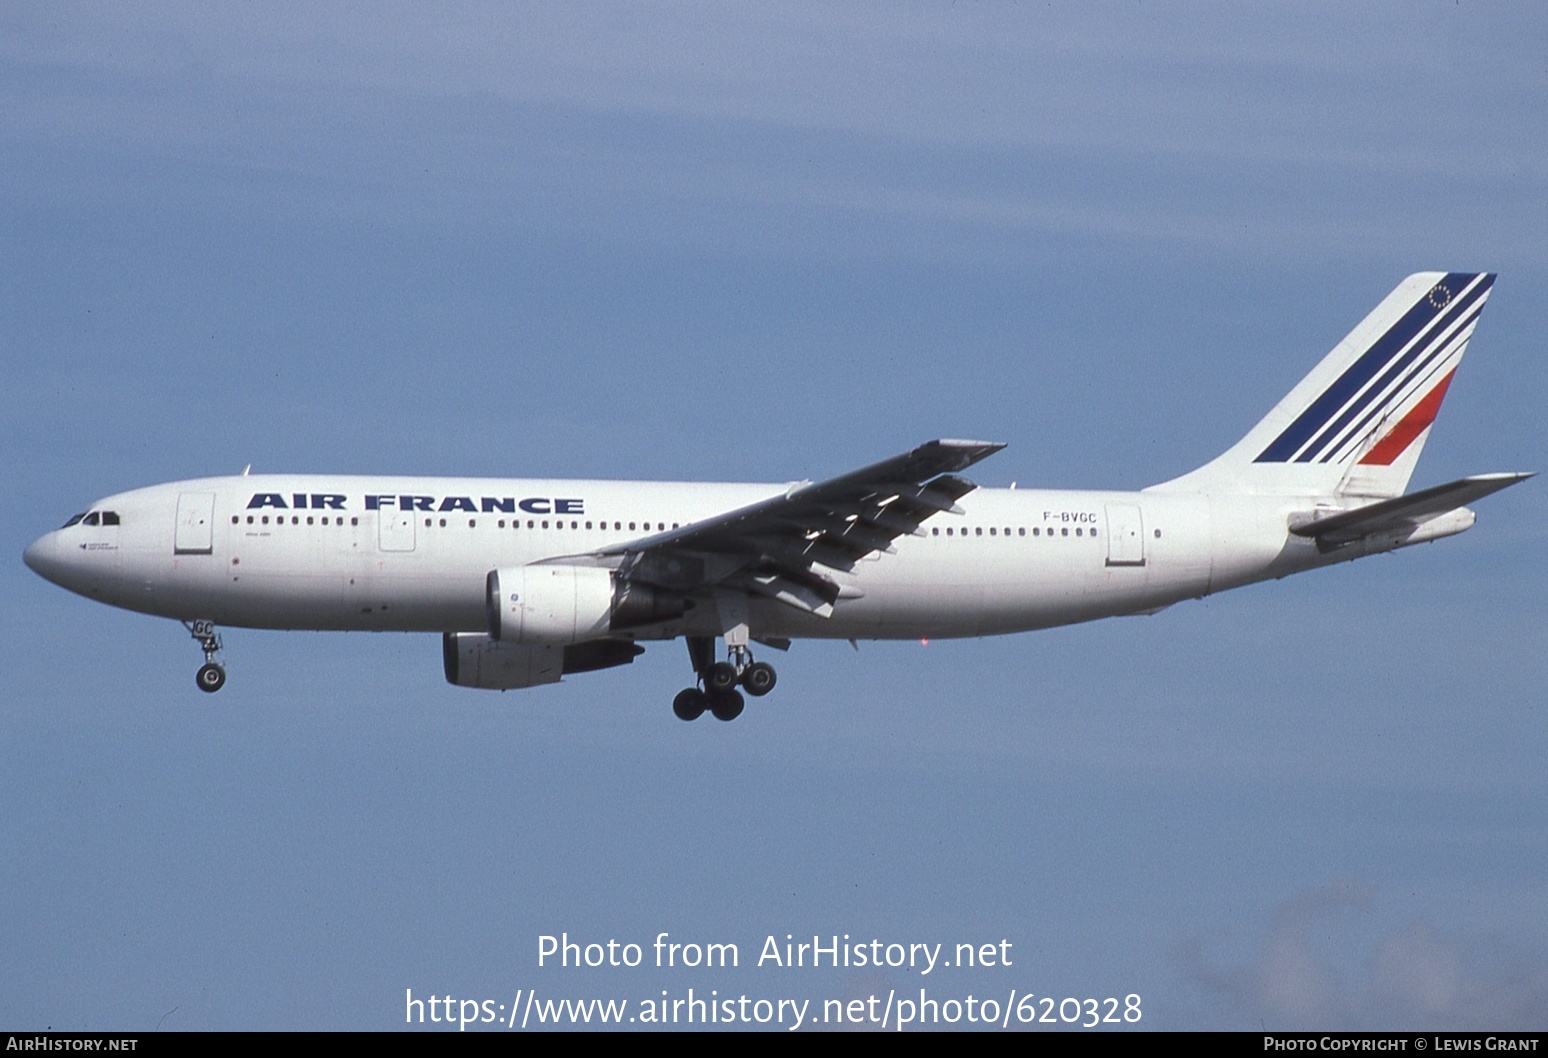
[672, 636, 777, 722]
[184, 619, 226, 693]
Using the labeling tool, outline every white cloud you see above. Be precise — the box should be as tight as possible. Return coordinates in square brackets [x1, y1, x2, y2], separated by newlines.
[1184, 881, 1548, 1030]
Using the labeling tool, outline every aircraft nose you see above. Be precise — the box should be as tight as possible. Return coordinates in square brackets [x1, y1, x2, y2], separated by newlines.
[23, 532, 65, 585]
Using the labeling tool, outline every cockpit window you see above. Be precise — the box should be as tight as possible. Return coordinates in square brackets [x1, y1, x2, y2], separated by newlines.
[63, 510, 122, 528]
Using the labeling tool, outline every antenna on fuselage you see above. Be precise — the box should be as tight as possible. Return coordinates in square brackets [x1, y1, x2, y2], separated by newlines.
[242, 464, 251, 476]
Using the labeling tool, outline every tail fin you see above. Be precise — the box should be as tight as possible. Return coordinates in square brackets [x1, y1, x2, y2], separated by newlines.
[1149, 272, 1495, 498]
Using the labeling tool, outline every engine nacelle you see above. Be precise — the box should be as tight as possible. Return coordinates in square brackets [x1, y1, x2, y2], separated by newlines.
[442, 632, 563, 690]
[442, 632, 647, 690]
[486, 564, 690, 645]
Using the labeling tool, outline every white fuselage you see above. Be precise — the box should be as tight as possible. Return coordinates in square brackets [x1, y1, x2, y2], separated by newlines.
[22, 275, 1516, 707]
[24, 473, 1357, 642]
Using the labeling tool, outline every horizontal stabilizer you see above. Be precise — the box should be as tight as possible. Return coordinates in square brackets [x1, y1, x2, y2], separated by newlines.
[1290, 472, 1533, 547]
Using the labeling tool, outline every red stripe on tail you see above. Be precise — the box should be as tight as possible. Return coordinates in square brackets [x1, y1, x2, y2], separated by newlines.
[1358, 369, 1457, 466]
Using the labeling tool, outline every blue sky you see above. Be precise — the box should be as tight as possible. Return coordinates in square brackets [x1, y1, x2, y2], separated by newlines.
[4, 2, 1546, 1031]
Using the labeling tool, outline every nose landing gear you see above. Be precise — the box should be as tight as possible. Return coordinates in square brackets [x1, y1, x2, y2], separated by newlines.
[673, 636, 777, 721]
[184, 619, 226, 693]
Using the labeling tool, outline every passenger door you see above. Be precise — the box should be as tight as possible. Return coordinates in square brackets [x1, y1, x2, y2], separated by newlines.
[1104, 504, 1146, 567]
[174, 492, 216, 555]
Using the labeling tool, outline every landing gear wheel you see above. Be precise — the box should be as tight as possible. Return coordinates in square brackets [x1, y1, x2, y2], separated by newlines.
[196, 663, 226, 694]
[709, 690, 745, 722]
[706, 661, 739, 694]
[741, 661, 777, 697]
[673, 687, 707, 722]
[185, 620, 226, 695]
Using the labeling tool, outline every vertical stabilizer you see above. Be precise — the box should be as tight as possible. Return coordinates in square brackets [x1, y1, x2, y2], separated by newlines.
[1148, 272, 1494, 497]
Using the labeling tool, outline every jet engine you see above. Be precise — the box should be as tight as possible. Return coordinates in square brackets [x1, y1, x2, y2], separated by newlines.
[485, 564, 691, 645]
[443, 632, 646, 690]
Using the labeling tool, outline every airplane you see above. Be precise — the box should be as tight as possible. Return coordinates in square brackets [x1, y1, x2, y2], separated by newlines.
[23, 272, 1532, 721]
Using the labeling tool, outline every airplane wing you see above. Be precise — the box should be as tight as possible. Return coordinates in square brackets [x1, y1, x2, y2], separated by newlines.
[592, 439, 1005, 618]
[1290, 472, 1534, 549]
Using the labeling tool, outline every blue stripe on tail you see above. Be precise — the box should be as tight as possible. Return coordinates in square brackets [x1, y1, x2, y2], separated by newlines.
[1254, 272, 1488, 463]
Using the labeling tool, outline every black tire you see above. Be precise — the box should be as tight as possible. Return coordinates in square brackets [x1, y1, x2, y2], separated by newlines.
[741, 661, 777, 697]
[672, 687, 706, 721]
[196, 663, 226, 694]
[706, 661, 739, 693]
[709, 690, 745, 722]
